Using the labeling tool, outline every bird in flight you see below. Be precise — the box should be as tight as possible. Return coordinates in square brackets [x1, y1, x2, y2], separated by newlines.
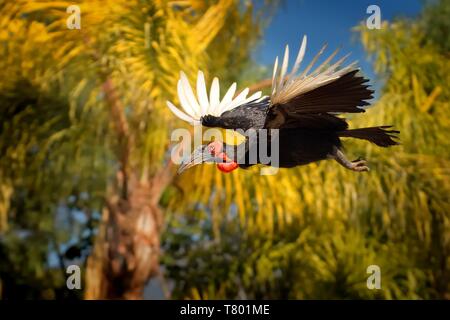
[167, 36, 399, 174]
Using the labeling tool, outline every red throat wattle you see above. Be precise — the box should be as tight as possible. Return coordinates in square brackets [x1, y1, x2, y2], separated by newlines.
[207, 141, 239, 173]
[217, 158, 239, 173]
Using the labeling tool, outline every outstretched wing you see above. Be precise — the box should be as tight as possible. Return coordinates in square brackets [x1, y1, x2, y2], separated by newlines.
[166, 71, 263, 125]
[265, 36, 373, 130]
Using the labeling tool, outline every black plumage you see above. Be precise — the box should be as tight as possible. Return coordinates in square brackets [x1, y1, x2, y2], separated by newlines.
[168, 36, 399, 173]
[201, 70, 398, 171]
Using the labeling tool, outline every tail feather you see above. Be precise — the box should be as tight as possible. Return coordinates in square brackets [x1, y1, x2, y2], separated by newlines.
[338, 126, 400, 147]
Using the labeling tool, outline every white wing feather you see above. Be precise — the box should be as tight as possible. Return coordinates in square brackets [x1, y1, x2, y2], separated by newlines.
[180, 72, 201, 118]
[166, 101, 195, 124]
[278, 45, 289, 90]
[209, 77, 220, 116]
[166, 72, 263, 124]
[288, 35, 307, 78]
[271, 56, 279, 95]
[196, 71, 209, 114]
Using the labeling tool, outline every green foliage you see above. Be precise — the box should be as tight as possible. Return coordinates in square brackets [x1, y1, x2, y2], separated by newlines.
[163, 219, 430, 299]
[422, 0, 450, 55]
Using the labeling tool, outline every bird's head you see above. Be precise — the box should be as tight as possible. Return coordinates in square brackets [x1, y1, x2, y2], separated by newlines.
[178, 140, 239, 174]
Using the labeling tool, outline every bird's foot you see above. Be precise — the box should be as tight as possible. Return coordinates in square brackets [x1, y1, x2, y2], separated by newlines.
[350, 159, 370, 172]
[332, 148, 370, 173]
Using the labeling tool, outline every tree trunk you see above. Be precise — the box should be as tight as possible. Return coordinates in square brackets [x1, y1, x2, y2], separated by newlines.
[85, 174, 163, 299]
[84, 74, 175, 299]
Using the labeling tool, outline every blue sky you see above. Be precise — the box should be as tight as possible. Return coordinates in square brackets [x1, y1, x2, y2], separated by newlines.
[254, 0, 423, 83]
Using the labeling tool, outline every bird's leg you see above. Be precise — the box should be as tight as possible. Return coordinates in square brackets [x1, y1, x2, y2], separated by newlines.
[330, 147, 369, 172]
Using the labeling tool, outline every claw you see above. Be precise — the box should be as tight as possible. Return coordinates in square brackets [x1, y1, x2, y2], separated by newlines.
[332, 147, 370, 173]
[352, 165, 370, 172]
[352, 159, 367, 167]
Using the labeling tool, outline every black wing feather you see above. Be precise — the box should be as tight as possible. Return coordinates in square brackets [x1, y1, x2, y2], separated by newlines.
[264, 70, 373, 130]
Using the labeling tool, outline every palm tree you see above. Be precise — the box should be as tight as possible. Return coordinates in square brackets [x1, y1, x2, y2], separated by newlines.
[0, 0, 270, 299]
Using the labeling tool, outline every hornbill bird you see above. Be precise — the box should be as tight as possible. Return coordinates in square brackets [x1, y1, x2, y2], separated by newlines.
[167, 36, 399, 174]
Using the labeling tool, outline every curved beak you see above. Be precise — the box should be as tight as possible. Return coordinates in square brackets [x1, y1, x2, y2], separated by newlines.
[177, 145, 223, 174]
